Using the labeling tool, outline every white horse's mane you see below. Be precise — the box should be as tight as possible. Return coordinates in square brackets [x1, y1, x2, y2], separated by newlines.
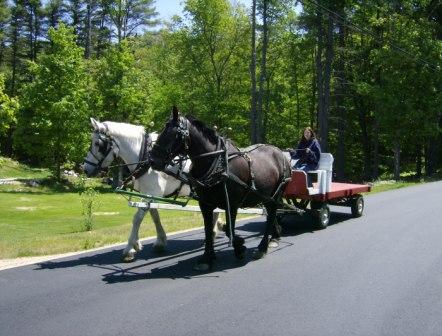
[102, 121, 157, 147]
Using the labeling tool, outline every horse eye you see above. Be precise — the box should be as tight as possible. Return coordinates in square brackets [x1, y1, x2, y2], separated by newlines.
[94, 141, 100, 146]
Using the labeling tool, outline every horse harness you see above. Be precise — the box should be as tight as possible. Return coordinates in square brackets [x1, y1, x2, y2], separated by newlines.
[176, 117, 290, 205]
[115, 132, 189, 198]
[120, 132, 153, 187]
[171, 116, 291, 245]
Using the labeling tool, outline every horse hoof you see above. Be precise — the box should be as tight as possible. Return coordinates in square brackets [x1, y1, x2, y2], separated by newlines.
[134, 242, 143, 252]
[121, 254, 135, 263]
[194, 262, 211, 272]
[268, 239, 279, 249]
[152, 244, 166, 253]
[218, 222, 226, 233]
[253, 250, 266, 260]
[234, 246, 247, 260]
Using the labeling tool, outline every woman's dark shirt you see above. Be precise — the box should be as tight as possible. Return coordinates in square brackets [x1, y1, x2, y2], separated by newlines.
[290, 138, 321, 167]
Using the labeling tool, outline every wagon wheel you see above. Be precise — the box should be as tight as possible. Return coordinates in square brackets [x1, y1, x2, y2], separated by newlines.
[350, 195, 364, 218]
[317, 204, 330, 229]
[310, 201, 330, 230]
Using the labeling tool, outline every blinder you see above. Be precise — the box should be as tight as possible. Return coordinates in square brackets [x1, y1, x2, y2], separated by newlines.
[151, 116, 190, 168]
[84, 131, 116, 176]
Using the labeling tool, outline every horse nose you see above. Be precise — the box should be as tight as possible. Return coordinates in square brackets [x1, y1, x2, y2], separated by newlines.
[81, 163, 89, 174]
[149, 157, 162, 170]
[81, 163, 92, 177]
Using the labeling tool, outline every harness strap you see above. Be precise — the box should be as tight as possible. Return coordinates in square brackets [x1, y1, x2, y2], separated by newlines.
[130, 133, 153, 179]
[192, 149, 225, 159]
[189, 137, 227, 188]
[120, 133, 152, 188]
[223, 181, 233, 247]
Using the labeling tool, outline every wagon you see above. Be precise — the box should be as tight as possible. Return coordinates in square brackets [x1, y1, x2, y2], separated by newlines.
[279, 153, 371, 229]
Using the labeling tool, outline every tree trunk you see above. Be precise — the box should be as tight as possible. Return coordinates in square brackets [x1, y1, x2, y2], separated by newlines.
[425, 113, 441, 177]
[393, 139, 401, 181]
[356, 99, 371, 181]
[335, 21, 346, 181]
[117, 0, 123, 44]
[290, 40, 300, 129]
[310, 50, 316, 128]
[1, 126, 14, 156]
[415, 144, 422, 178]
[249, 0, 257, 144]
[263, 75, 270, 143]
[294, 66, 300, 130]
[33, 8, 40, 61]
[371, 11, 383, 181]
[320, 14, 333, 153]
[257, 0, 268, 144]
[371, 117, 379, 180]
[315, 9, 324, 140]
[85, 0, 92, 58]
[11, 21, 19, 96]
[0, 40, 5, 67]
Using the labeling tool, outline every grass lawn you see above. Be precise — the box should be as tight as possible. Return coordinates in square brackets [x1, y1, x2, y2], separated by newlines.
[0, 186, 211, 259]
[0, 157, 50, 179]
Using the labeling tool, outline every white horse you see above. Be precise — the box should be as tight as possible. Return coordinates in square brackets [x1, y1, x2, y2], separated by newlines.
[83, 118, 223, 262]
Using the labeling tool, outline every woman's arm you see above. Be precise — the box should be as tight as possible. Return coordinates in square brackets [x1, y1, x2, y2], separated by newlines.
[291, 142, 304, 160]
[309, 140, 321, 164]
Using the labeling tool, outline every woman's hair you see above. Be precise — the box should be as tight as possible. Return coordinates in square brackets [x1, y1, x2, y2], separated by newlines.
[299, 126, 316, 142]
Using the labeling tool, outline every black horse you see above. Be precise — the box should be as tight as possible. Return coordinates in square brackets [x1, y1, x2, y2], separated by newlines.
[150, 107, 291, 271]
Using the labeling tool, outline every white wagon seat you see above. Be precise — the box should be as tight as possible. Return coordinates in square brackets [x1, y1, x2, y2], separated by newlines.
[306, 153, 334, 195]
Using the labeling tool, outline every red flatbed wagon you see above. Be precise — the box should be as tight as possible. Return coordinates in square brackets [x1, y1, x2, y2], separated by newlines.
[279, 153, 371, 229]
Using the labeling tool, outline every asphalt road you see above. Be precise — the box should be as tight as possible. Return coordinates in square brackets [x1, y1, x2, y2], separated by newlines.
[1, 181, 441, 336]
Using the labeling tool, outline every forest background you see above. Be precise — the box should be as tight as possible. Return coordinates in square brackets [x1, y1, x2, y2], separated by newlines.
[0, 0, 440, 182]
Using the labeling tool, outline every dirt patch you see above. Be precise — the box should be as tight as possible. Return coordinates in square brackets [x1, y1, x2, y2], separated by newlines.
[16, 206, 37, 211]
[93, 212, 120, 216]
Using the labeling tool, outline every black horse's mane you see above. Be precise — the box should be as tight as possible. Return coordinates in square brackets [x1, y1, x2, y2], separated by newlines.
[185, 115, 219, 144]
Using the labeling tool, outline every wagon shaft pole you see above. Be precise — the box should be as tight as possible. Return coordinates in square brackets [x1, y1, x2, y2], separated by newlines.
[114, 188, 189, 206]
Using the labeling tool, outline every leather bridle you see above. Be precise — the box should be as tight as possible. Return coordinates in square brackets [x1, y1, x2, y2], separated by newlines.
[84, 131, 117, 176]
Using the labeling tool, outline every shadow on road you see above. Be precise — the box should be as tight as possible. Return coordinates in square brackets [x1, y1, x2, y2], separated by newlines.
[279, 211, 354, 236]
[35, 231, 207, 271]
[101, 247, 253, 283]
[34, 212, 354, 282]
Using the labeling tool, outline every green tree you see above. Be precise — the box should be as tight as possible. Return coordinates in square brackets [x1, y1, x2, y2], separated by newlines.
[14, 23, 91, 179]
[8, 0, 27, 95]
[44, 0, 66, 28]
[0, 0, 10, 66]
[0, 74, 19, 141]
[262, 8, 314, 148]
[175, 0, 250, 143]
[23, 0, 44, 61]
[105, 0, 159, 43]
[94, 40, 153, 123]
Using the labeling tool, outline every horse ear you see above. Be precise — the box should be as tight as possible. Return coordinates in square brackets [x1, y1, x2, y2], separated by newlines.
[90, 118, 99, 130]
[172, 106, 179, 121]
[91, 118, 107, 134]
